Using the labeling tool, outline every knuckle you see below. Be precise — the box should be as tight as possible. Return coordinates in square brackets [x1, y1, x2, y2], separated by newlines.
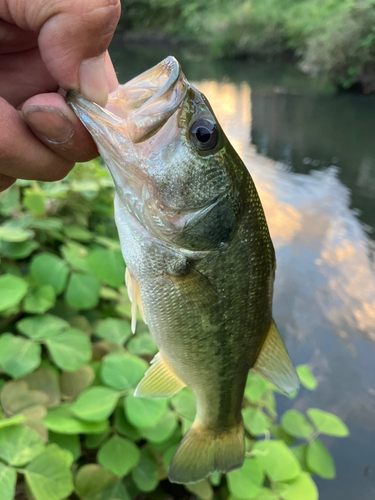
[80, 0, 121, 33]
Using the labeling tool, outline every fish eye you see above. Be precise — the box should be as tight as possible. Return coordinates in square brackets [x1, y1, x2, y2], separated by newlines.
[189, 119, 219, 152]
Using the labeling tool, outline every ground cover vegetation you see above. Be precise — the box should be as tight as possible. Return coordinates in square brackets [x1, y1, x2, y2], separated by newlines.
[0, 161, 349, 500]
[118, 0, 375, 92]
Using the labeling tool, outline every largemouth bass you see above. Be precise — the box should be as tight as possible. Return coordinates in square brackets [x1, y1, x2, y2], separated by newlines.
[67, 57, 299, 484]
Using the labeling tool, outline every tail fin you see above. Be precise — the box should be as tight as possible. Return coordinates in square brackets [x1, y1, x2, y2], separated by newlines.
[168, 420, 245, 484]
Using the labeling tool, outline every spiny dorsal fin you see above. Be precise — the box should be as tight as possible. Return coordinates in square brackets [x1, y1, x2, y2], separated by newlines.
[125, 268, 147, 333]
[135, 352, 186, 398]
[253, 319, 300, 394]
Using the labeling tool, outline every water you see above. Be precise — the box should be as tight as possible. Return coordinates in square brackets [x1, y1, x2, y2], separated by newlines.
[109, 42, 375, 500]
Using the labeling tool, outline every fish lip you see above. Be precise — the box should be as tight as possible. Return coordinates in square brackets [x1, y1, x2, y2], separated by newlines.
[129, 55, 182, 107]
[66, 56, 187, 144]
[66, 90, 122, 127]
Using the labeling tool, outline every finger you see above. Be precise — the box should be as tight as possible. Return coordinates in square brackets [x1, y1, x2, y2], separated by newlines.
[0, 97, 74, 181]
[0, 19, 37, 53]
[22, 93, 98, 163]
[104, 51, 119, 93]
[0, 173, 16, 192]
[3, 0, 121, 106]
[0, 46, 57, 107]
[21, 53, 119, 163]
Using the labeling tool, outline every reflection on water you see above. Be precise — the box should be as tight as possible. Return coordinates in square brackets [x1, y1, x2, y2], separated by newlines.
[251, 93, 375, 232]
[195, 80, 375, 500]
[110, 45, 375, 500]
[197, 79, 375, 343]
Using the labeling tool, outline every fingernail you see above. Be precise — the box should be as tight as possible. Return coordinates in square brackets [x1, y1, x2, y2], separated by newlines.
[23, 106, 74, 144]
[79, 54, 108, 107]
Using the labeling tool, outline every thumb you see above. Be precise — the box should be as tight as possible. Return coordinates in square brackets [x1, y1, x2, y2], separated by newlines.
[6, 0, 121, 105]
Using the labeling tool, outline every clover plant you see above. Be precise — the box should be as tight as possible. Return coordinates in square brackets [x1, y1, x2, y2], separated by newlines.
[0, 160, 348, 500]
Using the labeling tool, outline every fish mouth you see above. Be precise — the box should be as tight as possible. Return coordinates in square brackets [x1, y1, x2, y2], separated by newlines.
[66, 56, 187, 145]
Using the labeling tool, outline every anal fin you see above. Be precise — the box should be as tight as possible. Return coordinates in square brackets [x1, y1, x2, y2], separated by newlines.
[135, 352, 186, 398]
[253, 319, 300, 394]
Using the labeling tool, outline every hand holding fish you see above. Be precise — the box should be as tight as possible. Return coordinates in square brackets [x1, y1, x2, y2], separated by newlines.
[0, 0, 121, 192]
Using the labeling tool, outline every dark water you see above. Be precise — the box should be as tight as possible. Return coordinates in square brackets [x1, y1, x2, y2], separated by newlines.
[109, 43, 375, 500]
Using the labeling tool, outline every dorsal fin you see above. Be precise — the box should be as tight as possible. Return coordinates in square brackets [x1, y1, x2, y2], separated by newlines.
[253, 319, 300, 395]
[135, 352, 186, 398]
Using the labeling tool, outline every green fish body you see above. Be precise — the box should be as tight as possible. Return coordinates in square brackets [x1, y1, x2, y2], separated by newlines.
[67, 57, 299, 484]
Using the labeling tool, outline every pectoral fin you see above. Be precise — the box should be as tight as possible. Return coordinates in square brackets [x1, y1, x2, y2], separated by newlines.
[135, 352, 186, 398]
[125, 268, 147, 333]
[253, 320, 300, 394]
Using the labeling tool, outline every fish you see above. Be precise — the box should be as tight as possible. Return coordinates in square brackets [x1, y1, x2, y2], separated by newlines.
[66, 56, 299, 484]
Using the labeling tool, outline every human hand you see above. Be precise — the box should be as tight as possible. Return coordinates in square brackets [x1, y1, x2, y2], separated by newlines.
[0, 0, 121, 191]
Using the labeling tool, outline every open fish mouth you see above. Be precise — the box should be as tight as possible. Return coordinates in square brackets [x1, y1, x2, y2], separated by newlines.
[66, 56, 187, 145]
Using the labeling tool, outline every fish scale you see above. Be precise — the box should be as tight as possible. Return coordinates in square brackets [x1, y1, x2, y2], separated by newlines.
[67, 56, 299, 484]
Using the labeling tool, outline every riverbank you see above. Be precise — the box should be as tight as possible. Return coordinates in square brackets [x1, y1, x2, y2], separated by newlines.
[116, 0, 375, 94]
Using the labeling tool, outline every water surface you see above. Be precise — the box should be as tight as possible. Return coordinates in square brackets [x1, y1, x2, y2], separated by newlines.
[110, 43, 375, 500]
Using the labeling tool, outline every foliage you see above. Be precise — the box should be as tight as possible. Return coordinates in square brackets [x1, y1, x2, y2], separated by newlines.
[0, 161, 348, 500]
[301, 0, 375, 92]
[118, 0, 375, 91]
